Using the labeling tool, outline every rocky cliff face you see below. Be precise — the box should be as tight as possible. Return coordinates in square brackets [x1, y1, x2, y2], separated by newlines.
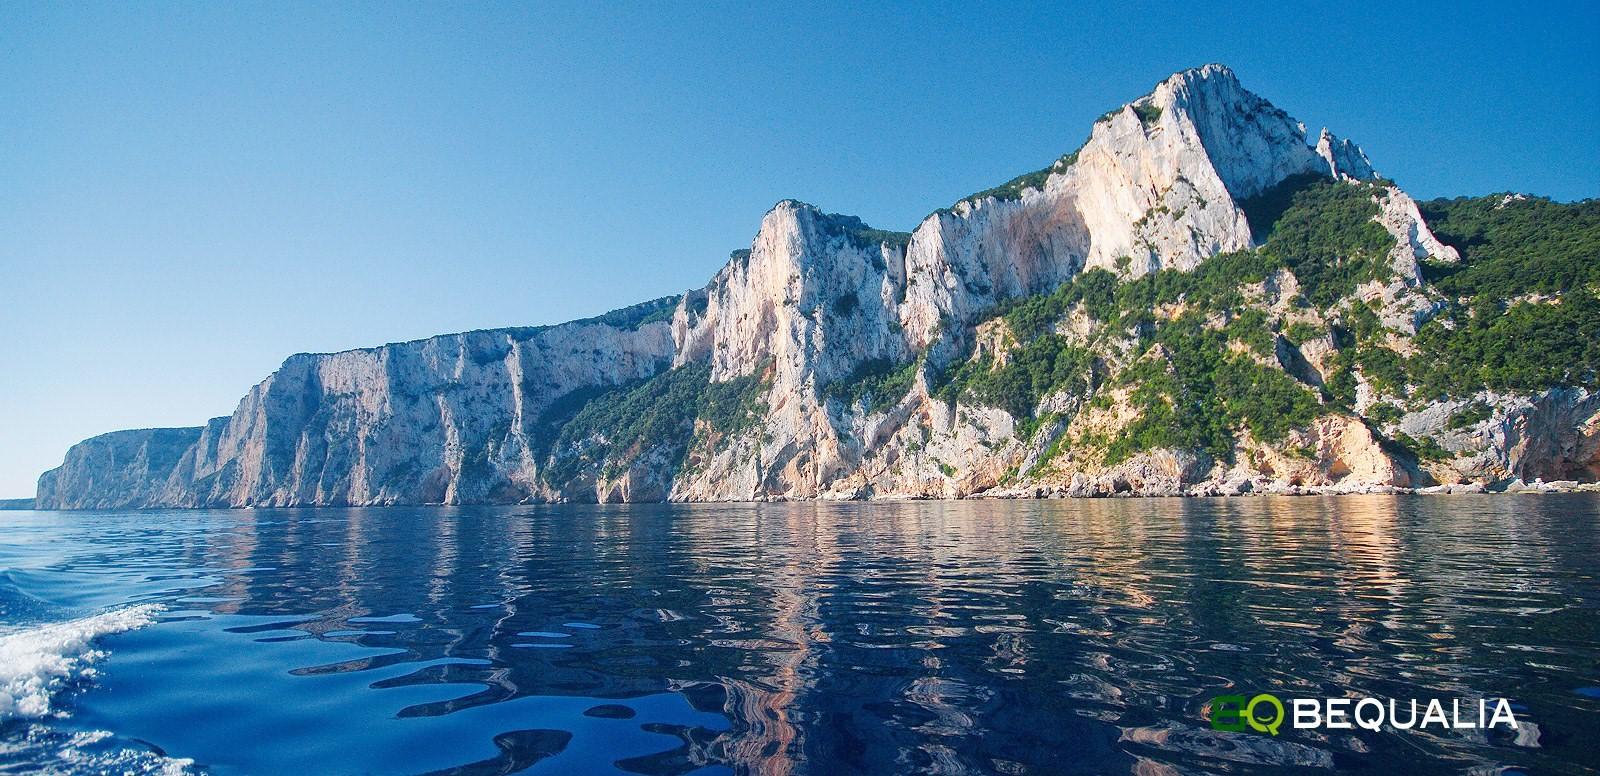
[37, 64, 1600, 508]
[36, 427, 201, 509]
[40, 300, 676, 508]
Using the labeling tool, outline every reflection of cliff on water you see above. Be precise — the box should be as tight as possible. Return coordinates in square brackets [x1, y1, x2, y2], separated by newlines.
[136, 495, 1600, 774]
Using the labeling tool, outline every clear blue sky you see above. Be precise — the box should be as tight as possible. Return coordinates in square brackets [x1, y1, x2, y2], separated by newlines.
[2, 2, 1597, 498]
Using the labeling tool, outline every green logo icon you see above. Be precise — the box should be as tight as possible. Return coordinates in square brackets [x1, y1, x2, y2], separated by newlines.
[1211, 693, 1285, 735]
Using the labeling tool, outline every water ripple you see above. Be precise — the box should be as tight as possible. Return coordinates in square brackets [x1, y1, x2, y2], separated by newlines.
[0, 495, 1594, 773]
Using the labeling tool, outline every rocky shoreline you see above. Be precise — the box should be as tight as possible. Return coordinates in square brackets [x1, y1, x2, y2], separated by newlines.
[972, 477, 1600, 500]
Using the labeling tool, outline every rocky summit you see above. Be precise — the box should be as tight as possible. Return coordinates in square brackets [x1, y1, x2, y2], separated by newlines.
[37, 65, 1600, 508]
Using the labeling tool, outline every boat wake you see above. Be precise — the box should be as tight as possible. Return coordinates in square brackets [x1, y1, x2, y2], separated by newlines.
[0, 603, 163, 721]
[0, 726, 194, 775]
[0, 604, 193, 774]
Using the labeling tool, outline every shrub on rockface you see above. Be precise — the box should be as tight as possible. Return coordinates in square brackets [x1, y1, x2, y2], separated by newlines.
[1133, 102, 1162, 126]
[1106, 315, 1325, 464]
[823, 357, 920, 415]
[827, 181, 1598, 478]
[937, 335, 1094, 421]
[1447, 401, 1493, 429]
[1419, 195, 1600, 299]
[544, 364, 767, 486]
[1405, 195, 1600, 400]
[1257, 179, 1395, 308]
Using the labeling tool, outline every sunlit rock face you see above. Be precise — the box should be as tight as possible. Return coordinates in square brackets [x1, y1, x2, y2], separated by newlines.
[678, 201, 912, 391]
[36, 65, 1595, 507]
[656, 63, 1449, 502]
[888, 64, 1378, 346]
[40, 314, 675, 509]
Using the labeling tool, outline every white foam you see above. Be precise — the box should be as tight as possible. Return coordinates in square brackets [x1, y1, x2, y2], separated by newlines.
[0, 604, 163, 721]
[56, 729, 195, 775]
[0, 724, 194, 775]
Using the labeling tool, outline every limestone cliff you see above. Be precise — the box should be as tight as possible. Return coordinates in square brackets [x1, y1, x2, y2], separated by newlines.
[37, 65, 1599, 508]
[36, 428, 201, 509]
[40, 299, 676, 508]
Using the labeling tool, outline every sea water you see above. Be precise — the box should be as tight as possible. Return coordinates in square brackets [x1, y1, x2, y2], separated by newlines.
[0, 496, 1596, 774]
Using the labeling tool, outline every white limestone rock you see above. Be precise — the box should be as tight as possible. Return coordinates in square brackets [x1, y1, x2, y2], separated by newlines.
[40, 307, 677, 508]
[1315, 128, 1376, 181]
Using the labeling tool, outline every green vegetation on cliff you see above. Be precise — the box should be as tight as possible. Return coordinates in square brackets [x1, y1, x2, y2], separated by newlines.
[1254, 177, 1395, 307]
[933, 335, 1094, 422]
[543, 364, 767, 486]
[943, 146, 1084, 212]
[933, 181, 1600, 465]
[1105, 315, 1324, 464]
[1407, 195, 1600, 399]
[1419, 195, 1600, 299]
[937, 249, 1324, 463]
[824, 357, 920, 414]
[1409, 293, 1600, 399]
[574, 295, 682, 330]
[924, 177, 1406, 452]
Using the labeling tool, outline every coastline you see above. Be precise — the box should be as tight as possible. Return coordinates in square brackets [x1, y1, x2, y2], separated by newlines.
[969, 478, 1600, 499]
[18, 478, 1600, 511]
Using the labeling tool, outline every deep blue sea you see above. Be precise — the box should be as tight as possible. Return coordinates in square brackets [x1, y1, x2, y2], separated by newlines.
[1, 496, 1597, 774]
